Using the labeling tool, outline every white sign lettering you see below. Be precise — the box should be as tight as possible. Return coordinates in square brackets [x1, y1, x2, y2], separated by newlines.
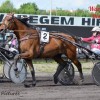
[0, 13, 100, 27]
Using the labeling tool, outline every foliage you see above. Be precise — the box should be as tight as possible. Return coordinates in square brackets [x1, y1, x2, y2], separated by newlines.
[95, 4, 100, 15]
[73, 9, 92, 17]
[37, 10, 47, 15]
[45, 8, 93, 17]
[17, 2, 39, 14]
[0, 1, 99, 17]
[0, 0, 16, 13]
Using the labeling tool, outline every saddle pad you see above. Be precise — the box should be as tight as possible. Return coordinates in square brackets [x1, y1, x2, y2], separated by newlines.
[40, 31, 49, 43]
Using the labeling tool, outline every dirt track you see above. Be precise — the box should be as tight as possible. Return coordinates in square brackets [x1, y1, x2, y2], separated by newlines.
[0, 72, 100, 100]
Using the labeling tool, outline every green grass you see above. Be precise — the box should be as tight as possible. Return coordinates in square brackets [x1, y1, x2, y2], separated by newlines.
[0, 59, 97, 74]
[0, 63, 4, 74]
[32, 59, 57, 64]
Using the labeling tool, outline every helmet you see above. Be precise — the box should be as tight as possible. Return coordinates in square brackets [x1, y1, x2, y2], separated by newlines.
[13, 34, 16, 38]
[91, 26, 100, 32]
[6, 33, 13, 37]
[9, 30, 14, 33]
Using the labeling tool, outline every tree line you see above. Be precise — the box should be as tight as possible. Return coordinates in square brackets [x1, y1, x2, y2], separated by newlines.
[0, 0, 100, 17]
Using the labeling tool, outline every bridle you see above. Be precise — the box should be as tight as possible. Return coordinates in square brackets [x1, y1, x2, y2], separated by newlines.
[1, 15, 73, 43]
[0, 15, 15, 33]
[0, 15, 39, 41]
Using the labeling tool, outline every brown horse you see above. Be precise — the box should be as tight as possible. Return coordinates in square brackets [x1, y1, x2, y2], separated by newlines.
[0, 13, 84, 87]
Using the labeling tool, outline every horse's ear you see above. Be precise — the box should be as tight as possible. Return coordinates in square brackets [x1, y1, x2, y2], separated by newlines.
[11, 12, 14, 16]
[6, 13, 14, 17]
[10, 13, 14, 18]
[7, 13, 10, 15]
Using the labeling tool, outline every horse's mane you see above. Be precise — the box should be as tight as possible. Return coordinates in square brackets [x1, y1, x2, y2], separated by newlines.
[16, 17, 37, 29]
[15, 17, 77, 43]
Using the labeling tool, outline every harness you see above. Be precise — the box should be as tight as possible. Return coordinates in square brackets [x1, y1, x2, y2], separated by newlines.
[1, 14, 73, 57]
[18, 31, 48, 56]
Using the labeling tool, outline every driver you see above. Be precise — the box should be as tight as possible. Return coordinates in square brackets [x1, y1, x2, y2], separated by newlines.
[5, 31, 19, 54]
[0, 31, 19, 79]
[81, 26, 100, 55]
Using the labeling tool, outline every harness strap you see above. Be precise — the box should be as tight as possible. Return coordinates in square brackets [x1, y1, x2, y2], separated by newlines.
[37, 43, 46, 57]
[19, 34, 38, 42]
[19, 32, 72, 57]
[19, 33, 45, 57]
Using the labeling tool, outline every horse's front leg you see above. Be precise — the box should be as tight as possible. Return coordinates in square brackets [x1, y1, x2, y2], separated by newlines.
[25, 59, 36, 87]
[13, 51, 32, 71]
[13, 54, 20, 71]
[13, 52, 29, 71]
[14, 52, 36, 87]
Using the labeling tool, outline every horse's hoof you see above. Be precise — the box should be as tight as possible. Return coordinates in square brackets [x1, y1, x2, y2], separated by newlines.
[32, 82, 36, 87]
[24, 84, 36, 88]
[78, 79, 84, 85]
[53, 76, 58, 84]
[54, 79, 58, 84]
[24, 84, 31, 88]
[73, 79, 84, 85]
[0, 75, 4, 79]
[72, 79, 78, 85]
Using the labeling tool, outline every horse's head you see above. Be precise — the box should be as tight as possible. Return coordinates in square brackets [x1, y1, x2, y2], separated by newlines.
[0, 13, 16, 33]
[0, 13, 38, 40]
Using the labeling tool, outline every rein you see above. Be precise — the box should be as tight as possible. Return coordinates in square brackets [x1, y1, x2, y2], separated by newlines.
[14, 29, 36, 32]
[15, 30, 73, 42]
[19, 33, 39, 42]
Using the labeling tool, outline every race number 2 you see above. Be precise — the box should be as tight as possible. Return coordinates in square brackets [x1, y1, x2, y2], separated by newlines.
[40, 31, 49, 43]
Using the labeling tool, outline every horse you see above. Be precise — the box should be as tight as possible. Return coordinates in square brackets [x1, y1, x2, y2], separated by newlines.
[0, 13, 84, 87]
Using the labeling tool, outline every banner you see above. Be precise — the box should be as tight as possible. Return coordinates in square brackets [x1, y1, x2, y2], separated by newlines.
[0, 13, 100, 27]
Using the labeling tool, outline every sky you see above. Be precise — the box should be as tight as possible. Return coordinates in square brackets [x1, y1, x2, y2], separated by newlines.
[0, 0, 100, 11]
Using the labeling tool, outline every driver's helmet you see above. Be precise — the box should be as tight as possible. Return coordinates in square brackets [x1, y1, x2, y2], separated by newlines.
[6, 33, 13, 37]
[13, 34, 16, 39]
[91, 26, 100, 32]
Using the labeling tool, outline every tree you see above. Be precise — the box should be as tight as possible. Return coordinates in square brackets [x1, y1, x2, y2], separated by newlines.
[73, 9, 91, 17]
[0, 0, 16, 13]
[95, 4, 100, 15]
[17, 3, 39, 14]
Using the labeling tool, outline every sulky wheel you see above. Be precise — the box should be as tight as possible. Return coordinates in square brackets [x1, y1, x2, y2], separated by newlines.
[9, 59, 27, 84]
[92, 62, 100, 86]
[3, 60, 13, 79]
[58, 61, 74, 85]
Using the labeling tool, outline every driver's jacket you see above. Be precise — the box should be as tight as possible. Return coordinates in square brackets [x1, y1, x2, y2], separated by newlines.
[5, 38, 18, 53]
[82, 34, 100, 49]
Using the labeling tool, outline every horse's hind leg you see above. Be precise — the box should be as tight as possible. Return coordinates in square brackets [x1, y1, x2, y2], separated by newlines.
[67, 52, 84, 83]
[73, 58, 84, 84]
[53, 54, 66, 84]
